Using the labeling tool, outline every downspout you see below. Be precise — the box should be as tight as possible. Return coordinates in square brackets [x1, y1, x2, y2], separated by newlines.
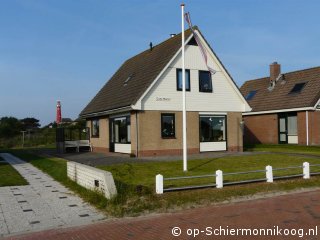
[306, 111, 309, 146]
[136, 111, 139, 157]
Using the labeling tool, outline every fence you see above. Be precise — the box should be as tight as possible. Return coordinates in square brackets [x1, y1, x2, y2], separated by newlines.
[155, 162, 320, 194]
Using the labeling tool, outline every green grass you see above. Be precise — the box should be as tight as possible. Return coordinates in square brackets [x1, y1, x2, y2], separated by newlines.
[245, 144, 320, 155]
[0, 156, 28, 187]
[7, 150, 320, 217]
[100, 154, 320, 190]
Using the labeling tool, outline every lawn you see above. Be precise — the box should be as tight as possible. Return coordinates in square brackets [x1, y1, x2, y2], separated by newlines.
[8, 150, 320, 217]
[245, 144, 320, 156]
[0, 156, 28, 187]
[99, 154, 320, 189]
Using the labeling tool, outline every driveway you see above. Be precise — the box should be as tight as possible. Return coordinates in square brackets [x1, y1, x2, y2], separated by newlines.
[5, 189, 320, 239]
[41, 149, 261, 166]
[0, 153, 105, 238]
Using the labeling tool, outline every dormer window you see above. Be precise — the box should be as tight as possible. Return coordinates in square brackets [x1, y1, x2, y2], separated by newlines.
[289, 82, 306, 94]
[245, 90, 257, 100]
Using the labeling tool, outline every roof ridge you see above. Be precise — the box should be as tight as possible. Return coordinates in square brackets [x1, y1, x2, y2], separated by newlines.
[244, 65, 320, 83]
[123, 27, 194, 64]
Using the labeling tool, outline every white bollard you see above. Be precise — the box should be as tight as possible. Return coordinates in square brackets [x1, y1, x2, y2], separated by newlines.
[216, 170, 223, 188]
[156, 174, 163, 194]
[266, 165, 273, 183]
[303, 162, 310, 179]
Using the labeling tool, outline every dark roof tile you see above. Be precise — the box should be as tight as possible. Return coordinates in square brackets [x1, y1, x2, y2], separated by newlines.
[80, 28, 193, 116]
[240, 66, 320, 112]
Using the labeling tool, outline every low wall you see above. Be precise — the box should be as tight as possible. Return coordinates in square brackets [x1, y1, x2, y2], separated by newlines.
[67, 161, 117, 199]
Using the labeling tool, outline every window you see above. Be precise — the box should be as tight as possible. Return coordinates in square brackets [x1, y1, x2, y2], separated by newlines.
[199, 70, 212, 92]
[289, 82, 306, 94]
[91, 119, 99, 137]
[161, 114, 175, 138]
[114, 116, 131, 143]
[187, 37, 198, 46]
[199, 116, 226, 142]
[176, 69, 190, 91]
[245, 90, 257, 100]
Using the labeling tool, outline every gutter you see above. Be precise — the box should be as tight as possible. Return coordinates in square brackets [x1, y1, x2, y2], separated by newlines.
[80, 106, 132, 119]
[243, 107, 315, 116]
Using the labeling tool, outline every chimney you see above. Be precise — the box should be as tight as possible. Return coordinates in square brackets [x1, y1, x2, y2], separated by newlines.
[270, 62, 281, 82]
[149, 42, 153, 51]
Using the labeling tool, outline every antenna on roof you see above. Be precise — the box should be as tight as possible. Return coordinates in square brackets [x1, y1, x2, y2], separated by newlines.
[149, 42, 153, 51]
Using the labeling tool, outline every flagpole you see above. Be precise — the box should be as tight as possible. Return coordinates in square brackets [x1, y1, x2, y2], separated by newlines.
[181, 3, 187, 172]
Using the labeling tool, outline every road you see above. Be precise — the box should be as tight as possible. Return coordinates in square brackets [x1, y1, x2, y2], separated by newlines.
[5, 189, 320, 240]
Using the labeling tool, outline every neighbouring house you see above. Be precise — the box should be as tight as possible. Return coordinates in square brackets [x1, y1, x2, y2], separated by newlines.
[79, 27, 251, 157]
[240, 62, 320, 146]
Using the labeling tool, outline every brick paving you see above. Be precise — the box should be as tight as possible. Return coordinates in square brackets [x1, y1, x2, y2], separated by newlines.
[4, 189, 320, 240]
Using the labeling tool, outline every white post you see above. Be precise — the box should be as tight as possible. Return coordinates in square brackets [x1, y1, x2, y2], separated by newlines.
[181, 3, 187, 172]
[303, 162, 310, 179]
[266, 165, 273, 183]
[156, 174, 163, 194]
[216, 170, 223, 188]
[306, 111, 309, 146]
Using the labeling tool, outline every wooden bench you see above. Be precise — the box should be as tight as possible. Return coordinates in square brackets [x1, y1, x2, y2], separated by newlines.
[64, 140, 92, 152]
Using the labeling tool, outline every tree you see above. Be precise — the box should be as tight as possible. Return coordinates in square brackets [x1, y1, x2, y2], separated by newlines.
[0, 117, 23, 138]
[20, 117, 40, 130]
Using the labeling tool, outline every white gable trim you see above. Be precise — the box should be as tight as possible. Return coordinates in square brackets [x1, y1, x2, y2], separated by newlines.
[131, 34, 194, 110]
[313, 98, 320, 110]
[194, 30, 251, 112]
[132, 29, 251, 112]
[243, 107, 315, 116]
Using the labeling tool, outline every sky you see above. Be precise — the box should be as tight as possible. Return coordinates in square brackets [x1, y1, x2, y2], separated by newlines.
[1, 0, 320, 126]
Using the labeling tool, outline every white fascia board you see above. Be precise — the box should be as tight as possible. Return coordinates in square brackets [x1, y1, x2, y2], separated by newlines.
[313, 98, 320, 110]
[81, 106, 132, 118]
[199, 111, 227, 115]
[243, 107, 315, 116]
[132, 34, 194, 110]
[194, 30, 252, 113]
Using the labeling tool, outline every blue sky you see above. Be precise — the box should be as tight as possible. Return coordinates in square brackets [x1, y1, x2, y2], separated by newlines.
[1, 0, 319, 126]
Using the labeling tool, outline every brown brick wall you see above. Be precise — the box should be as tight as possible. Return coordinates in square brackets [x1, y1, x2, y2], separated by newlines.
[92, 146, 109, 153]
[227, 112, 243, 152]
[87, 118, 109, 150]
[297, 111, 307, 145]
[299, 111, 320, 146]
[243, 114, 278, 144]
[312, 111, 320, 145]
[137, 111, 200, 156]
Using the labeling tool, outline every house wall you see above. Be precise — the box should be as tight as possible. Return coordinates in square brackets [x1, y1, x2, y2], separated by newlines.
[243, 114, 278, 144]
[227, 112, 243, 151]
[298, 111, 320, 146]
[87, 118, 109, 153]
[313, 111, 320, 145]
[136, 111, 199, 157]
[244, 110, 319, 146]
[136, 110, 243, 157]
[139, 43, 249, 113]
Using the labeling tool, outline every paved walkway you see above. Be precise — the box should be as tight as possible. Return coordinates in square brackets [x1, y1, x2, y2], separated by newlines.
[0, 153, 105, 238]
[5, 189, 320, 240]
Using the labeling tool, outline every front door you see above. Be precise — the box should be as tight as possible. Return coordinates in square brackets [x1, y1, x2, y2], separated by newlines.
[278, 115, 287, 144]
[278, 113, 298, 144]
